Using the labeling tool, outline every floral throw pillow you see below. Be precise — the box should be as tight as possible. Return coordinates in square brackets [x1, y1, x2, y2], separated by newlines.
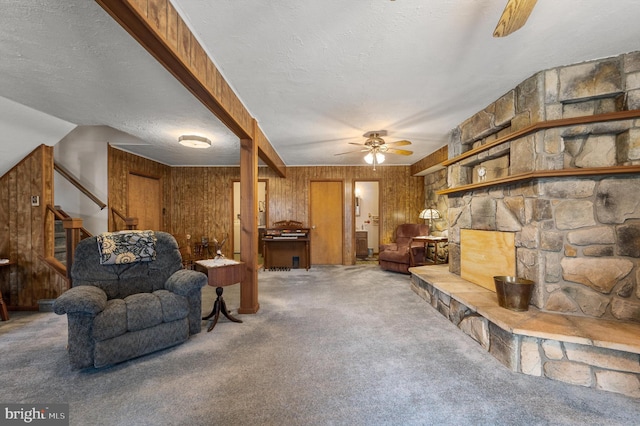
[97, 230, 157, 265]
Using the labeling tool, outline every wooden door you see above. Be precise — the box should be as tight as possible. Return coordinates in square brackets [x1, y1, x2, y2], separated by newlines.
[310, 181, 343, 265]
[127, 173, 162, 230]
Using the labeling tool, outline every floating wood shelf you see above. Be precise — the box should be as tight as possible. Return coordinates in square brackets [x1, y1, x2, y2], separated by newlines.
[438, 109, 640, 195]
[437, 165, 640, 195]
[442, 109, 640, 167]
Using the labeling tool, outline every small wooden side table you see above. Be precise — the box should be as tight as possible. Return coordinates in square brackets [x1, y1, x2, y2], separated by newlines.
[194, 259, 245, 332]
[410, 237, 449, 266]
[0, 260, 15, 321]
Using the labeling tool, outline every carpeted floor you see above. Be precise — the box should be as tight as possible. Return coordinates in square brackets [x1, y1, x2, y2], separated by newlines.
[1, 265, 639, 425]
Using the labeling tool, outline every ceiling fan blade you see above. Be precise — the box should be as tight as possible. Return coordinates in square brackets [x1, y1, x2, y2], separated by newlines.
[493, 0, 537, 37]
[335, 149, 369, 156]
[386, 148, 413, 156]
[386, 140, 412, 147]
[348, 142, 365, 146]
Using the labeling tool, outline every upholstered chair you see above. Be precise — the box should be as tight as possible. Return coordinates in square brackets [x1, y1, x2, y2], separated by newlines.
[53, 231, 207, 369]
[378, 223, 429, 274]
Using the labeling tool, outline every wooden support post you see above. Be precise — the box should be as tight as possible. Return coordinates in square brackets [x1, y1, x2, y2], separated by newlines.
[238, 134, 259, 314]
[63, 217, 83, 283]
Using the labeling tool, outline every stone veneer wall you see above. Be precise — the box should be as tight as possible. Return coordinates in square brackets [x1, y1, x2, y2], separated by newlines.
[446, 51, 640, 322]
[423, 168, 448, 235]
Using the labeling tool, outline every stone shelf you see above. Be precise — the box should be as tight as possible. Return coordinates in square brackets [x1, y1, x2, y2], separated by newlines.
[437, 165, 640, 196]
[410, 265, 640, 398]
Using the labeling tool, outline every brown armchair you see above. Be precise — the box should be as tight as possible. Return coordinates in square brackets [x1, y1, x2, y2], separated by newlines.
[378, 224, 429, 274]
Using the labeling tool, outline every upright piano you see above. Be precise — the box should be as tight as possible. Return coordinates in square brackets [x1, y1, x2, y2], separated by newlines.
[262, 224, 310, 270]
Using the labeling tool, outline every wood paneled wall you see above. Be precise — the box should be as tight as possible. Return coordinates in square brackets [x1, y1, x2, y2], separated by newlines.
[107, 145, 172, 231]
[169, 166, 239, 257]
[108, 147, 425, 264]
[262, 166, 425, 263]
[0, 145, 67, 309]
[169, 165, 425, 263]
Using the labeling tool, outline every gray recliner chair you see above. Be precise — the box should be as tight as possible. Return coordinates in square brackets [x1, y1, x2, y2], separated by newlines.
[53, 231, 207, 369]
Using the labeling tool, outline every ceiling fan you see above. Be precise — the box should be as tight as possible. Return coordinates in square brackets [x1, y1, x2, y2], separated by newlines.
[493, 0, 538, 37]
[335, 130, 413, 170]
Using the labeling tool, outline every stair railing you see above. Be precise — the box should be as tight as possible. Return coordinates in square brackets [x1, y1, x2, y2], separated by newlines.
[111, 208, 139, 230]
[54, 162, 107, 210]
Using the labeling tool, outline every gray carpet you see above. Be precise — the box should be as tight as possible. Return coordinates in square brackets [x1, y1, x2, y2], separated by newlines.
[1, 265, 639, 425]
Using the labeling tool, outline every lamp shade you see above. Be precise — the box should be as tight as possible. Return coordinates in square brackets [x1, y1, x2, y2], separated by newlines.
[419, 208, 440, 220]
[179, 135, 211, 148]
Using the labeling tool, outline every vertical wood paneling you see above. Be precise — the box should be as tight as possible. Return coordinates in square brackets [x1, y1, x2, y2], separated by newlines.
[8, 166, 17, 304]
[16, 155, 30, 306]
[0, 145, 65, 309]
[0, 168, 8, 257]
[108, 145, 171, 232]
[258, 165, 423, 264]
[107, 148, 424, 265]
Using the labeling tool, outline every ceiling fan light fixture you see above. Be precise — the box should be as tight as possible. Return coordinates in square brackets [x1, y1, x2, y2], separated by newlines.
[179, 135, 211, 149]
[364, 151, 385, 165]
[364, 152, 374, 164]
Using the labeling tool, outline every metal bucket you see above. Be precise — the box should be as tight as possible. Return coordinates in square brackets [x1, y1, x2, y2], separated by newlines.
[493, 276, 534, 311]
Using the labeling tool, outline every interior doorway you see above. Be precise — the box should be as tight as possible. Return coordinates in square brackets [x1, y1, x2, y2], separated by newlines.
[354, 181, 380, 262]
[232, 180, 267, 261]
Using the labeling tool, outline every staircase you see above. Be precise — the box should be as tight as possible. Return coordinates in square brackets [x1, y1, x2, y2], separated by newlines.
[54, 218, 66, 266]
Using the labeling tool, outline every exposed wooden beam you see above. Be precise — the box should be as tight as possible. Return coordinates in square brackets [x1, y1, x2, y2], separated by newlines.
[255, 124, 286, 178]
[95, 0, 286, 175]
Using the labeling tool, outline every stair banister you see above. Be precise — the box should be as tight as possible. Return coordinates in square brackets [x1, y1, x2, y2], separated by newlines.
[111, 208, 138, 230]
[54, 162, 107, 210]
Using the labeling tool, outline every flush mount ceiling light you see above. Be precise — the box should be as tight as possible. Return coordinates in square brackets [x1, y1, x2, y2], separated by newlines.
[178, 135, 211, 149]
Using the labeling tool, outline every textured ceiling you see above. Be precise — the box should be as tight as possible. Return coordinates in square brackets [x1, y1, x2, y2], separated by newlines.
[1, 0, 640, 171]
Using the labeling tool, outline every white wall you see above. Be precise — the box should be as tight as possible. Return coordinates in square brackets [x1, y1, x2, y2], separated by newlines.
[53, 126, 114, 235]
[0, 95, 75, 177]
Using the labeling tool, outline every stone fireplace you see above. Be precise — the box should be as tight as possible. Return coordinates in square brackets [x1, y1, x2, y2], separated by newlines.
[414, 50, 640, 398]
[444, 50, 640, 323]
